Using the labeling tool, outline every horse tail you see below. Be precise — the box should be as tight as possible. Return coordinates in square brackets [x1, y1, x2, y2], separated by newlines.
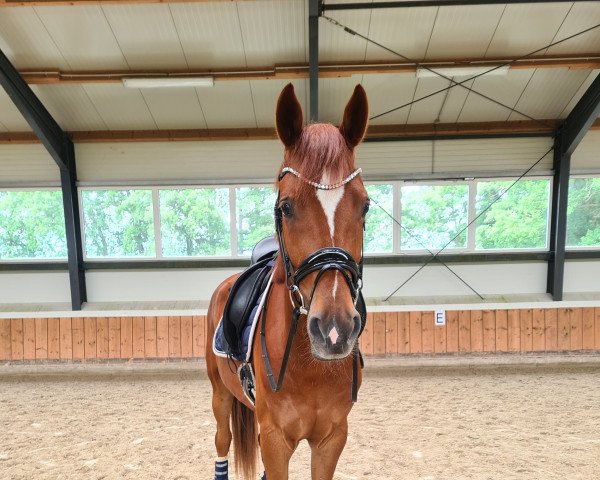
[231, 396, 258, 479]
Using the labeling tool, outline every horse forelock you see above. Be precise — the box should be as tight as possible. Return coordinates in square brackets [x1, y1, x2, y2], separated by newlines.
[278, 124, 354, 196]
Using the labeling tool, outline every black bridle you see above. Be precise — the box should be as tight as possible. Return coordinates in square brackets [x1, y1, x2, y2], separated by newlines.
[259, 166, 365, 402]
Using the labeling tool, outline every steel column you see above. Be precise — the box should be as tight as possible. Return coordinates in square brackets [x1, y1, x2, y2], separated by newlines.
[547, 131, 570, 301]
[546, 72, 600, 300]
[0, 47, 86, 309]
[60, 142, 87, 309]
[309, 0, 320, 121]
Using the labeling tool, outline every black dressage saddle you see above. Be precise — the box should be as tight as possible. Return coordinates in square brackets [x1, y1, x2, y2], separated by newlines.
[221, 237, 278, 356]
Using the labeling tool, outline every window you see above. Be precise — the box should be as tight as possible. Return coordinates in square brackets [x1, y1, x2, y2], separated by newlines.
[400, 184, 469, 250]
[364, 184, 393, 253]
[81, 189, 155, 258]
[567, 177, 600, 247]
[475, 179, 550, 250]
[236, 186, 276, 255]
[160, 188, 230, 257]
[0, 190, 66, 259]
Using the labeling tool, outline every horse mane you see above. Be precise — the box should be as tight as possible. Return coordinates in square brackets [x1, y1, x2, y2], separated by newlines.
[278, 123, 355, 195]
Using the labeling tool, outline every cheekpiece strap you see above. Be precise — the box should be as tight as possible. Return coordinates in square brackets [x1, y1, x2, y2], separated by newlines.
[279, 167, 362, 190]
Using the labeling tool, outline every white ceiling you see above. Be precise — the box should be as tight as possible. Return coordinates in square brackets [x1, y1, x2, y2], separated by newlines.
[0, 1, 598, 132]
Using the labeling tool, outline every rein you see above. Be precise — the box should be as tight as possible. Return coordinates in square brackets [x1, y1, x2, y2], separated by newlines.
[259, 167, 365, 402]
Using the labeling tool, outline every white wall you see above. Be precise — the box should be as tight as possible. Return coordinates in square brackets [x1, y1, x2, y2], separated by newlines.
[2, 260, 599, 306]
[0, 272, 71, 304]
[361, 261, 549, 299]
[85, 268, 239, 303]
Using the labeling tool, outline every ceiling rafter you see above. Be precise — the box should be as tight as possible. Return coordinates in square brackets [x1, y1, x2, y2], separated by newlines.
[0, 0, 255, 6]
[14, 54, 600, 85]
[2, 119, 599, 144]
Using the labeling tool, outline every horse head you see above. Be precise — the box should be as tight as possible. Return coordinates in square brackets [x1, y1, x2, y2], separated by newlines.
[274, 83, 369, 361]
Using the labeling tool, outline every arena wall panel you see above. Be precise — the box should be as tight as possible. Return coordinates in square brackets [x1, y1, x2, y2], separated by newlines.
[74, 136, 554, 184]
[1, 307, 599, 362]
[2, 260, 599, 304]
[0, 144, 60, 186]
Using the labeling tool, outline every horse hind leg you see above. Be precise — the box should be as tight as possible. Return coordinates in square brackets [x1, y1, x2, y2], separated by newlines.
[210, 375, 234, 480]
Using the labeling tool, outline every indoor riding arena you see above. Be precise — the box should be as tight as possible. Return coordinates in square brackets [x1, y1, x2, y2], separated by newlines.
[1, 1, 599, 479]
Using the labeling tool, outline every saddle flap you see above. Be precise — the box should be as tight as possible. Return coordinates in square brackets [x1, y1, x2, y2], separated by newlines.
[222, 255, 274, 355]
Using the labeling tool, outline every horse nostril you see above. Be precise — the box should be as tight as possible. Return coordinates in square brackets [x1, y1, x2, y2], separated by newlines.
[308, 317, 325, 341]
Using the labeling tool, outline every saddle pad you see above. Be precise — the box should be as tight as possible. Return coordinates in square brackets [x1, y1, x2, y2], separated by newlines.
[213, 271, 274, 362]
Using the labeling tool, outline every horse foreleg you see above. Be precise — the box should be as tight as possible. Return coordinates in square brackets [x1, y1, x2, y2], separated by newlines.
[308, 420, 348, 480]
[259, 425, 297, 480]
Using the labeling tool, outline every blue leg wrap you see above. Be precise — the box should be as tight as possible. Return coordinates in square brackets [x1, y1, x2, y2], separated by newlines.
[214, 459, 228, 480]
[261, 472, 266, 480]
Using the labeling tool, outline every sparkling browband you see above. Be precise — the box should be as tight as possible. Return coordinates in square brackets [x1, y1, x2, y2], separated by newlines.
[279, 167, 362, 190]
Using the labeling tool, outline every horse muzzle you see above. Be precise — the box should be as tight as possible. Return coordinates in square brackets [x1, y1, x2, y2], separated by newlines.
[307, 312, 361, 360]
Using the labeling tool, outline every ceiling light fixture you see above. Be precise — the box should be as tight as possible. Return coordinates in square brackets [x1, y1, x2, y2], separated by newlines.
[416, 65, 510, 79]
[122, 76, 214, 88]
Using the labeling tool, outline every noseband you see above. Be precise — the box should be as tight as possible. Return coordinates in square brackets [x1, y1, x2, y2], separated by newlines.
[259, 166, 365, 402]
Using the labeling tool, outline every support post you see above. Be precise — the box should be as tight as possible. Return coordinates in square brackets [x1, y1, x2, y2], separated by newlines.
[547, 72, 600, 300]
[0, 47, 86, 309]
[309, 0, 320, 121]
[60, 142, 87, 309]
[547, 131, 570, 301]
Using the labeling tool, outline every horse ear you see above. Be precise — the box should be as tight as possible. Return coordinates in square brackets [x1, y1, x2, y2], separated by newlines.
[339, 84, 368, 148]
[276, 83, 303, 148]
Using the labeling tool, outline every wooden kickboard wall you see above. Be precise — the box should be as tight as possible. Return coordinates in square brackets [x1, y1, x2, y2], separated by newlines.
[1, 308, 599, 362]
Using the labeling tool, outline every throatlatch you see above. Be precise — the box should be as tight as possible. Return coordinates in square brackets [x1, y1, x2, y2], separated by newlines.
[259, 166, 367, 403]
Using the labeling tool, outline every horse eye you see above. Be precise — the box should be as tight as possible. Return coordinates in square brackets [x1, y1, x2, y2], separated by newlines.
[362, 200, 370, 217]
[281, 201, 293, 218]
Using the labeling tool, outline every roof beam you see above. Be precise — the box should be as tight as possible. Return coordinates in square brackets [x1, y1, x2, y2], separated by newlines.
[17, 54, 600, 85]
[560, 72, 600, 156]
[4, 119, 599, 144]
[0, 0, 255, 6]
[0, 46, 86, 310]
[323, 0, 600, 11]
[2, 0, 596, 6]
[0, 48, 69, 170]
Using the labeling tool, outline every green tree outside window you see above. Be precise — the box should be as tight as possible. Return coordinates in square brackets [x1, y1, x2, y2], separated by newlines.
[0, 190, 67, 259]
[567, 177, 600, 247]
[160, 188, 230, 257]
[475, 179, 549, 249]
[236, 187, 276, 255]
[401, 185, 468, 250]
[81, 189, 154, 258]
[365, 184, 393, 253]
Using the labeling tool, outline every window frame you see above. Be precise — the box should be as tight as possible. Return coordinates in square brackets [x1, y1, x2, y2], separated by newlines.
[2, 173, 584, 264]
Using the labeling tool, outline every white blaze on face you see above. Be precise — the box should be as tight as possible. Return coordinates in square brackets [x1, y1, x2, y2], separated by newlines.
[315, 172, 344, 241]
[316, 172, 344, 299]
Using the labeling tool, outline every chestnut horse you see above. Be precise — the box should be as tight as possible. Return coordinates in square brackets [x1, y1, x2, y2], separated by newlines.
[206, 83, 369, 480]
